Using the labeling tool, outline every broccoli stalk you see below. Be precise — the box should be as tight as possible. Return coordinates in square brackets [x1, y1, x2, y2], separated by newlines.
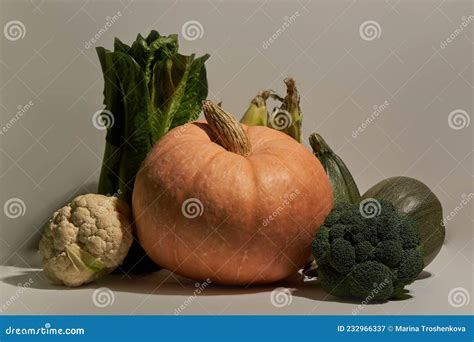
[312, 201, 424, 301]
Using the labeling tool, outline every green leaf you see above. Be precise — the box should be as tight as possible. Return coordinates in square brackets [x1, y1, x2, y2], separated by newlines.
[150, 54, 192, 138]
[96, 31, 209, 273]
[128, 32, 178, 84]
[113, 38, 131, 54]
[65, 244, 106, 274]
[171, 53, 210, 129]
[106, 51, 153, 202]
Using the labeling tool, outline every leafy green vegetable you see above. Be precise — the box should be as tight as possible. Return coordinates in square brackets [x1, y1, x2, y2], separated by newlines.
[96, 31, 209, 273]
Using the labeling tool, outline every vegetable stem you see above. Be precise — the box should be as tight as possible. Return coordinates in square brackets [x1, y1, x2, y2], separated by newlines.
[279, 78, 302, 142]
[309, 133, 333, 157]
[203, 100, 251, 157]
[240, 90, 270, 126]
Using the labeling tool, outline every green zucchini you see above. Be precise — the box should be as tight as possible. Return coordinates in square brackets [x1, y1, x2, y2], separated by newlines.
[309, 133, 361, 205]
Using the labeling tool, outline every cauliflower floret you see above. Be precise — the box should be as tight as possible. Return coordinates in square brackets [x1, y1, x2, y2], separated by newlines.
[39, 194, 133, 287]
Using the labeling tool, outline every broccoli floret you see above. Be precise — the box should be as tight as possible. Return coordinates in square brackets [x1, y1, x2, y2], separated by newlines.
[312, 226, 330, 264]
[312, 200, 424, 302]
[394, 248, 424, 294]
[374, 240, 403, 267]
[348, 261, 394, 301]
[329, 224, 347, 241]
[317, 264, 351, 298]
[354, 241, 374, 262]
[328, 238, 355, 273]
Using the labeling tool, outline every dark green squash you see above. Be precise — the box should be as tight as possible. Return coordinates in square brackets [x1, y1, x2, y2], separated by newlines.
[309, 133, 361, 205]
[361, 176, 445, 266]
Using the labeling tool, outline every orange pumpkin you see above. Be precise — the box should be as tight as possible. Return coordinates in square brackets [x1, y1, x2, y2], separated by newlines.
[132, 101, 332, 285]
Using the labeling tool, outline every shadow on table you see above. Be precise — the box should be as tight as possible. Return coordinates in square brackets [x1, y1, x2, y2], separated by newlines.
[291, 271, 433, 304]
[2, 268, 430, 301]
[1, 268, 283, 297]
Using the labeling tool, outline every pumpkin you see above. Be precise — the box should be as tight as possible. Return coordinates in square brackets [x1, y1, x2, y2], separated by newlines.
[132, 101, 333, 285]
[361, 176, 445, 266]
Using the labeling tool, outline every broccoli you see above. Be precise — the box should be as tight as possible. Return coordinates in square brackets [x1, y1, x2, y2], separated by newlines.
[312, 200, 424, 301]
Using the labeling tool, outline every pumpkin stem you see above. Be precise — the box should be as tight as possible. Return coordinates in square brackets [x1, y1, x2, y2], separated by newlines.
[309, 133, 333, 158]
[203, 100, 251, 157]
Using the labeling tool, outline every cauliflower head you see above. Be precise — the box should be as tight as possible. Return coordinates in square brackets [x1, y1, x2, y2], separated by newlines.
[39, 194, 133, 287]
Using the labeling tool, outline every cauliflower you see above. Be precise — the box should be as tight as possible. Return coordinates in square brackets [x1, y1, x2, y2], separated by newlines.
[39, 194, 133, 287]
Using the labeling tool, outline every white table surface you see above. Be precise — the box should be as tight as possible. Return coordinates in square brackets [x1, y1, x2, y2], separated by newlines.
[1, 243, 471, 316]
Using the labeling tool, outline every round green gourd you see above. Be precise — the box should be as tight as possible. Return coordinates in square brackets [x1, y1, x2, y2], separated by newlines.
[361, 176, 445, 266]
